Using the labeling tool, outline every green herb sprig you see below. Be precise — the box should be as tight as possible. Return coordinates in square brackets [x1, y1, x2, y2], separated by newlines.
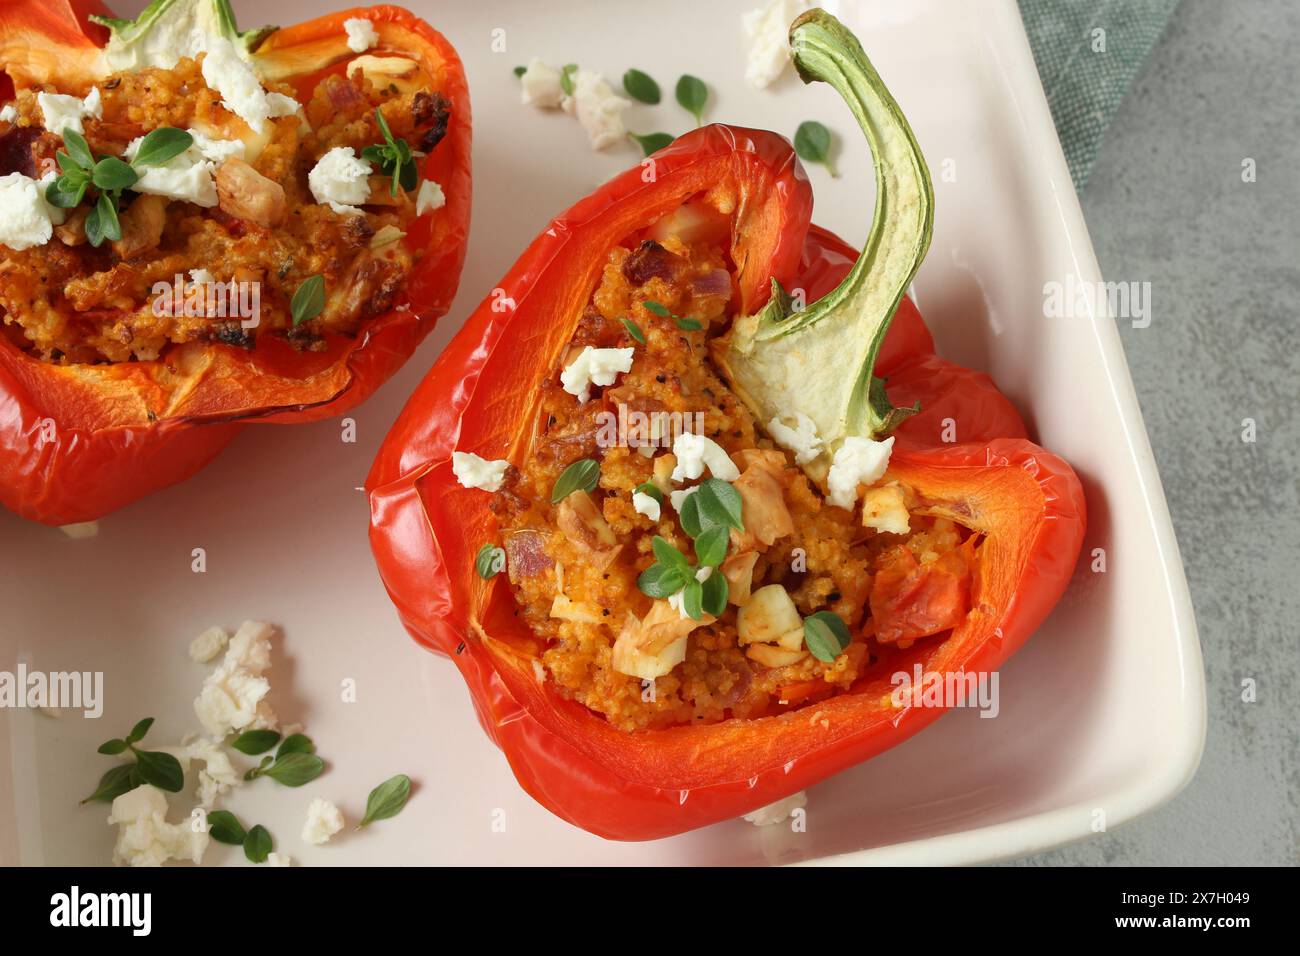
[794, 120, 838, 177]
[620, 317, 646, 343]
[357, 773, 412, 828]
[551, 458, 600, 503]
[803, 610, 851, 662]
[205, 810, 276, 864]
[45, 126, 192, 248]
[290, 274, 326, 326]
[361, 108, 418, 197]
[628, 131, 674, 157]
[675, 75, 708, 126]
[643, 299, 702, 332]
[475, 543, 506, 579]
[82, 717, 184, 803]
[243, 733, 324, 786]
[622, 69, 661, 104]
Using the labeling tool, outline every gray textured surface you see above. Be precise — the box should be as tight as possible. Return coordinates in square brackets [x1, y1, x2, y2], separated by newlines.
[1014, 0, 1300, 866]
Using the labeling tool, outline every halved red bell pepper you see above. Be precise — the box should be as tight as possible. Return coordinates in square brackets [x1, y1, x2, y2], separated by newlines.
[0, 1, 471, 524]
[367, 11, 1084, 840]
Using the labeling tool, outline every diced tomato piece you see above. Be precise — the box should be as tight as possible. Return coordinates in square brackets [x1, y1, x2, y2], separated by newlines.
[869, 540, 975, 643]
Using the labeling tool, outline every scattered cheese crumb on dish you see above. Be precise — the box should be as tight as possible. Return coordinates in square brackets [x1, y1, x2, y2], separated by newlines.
[185, 736, 242, 808]
[56, 519, 99, 539]
[519, 58, 564, 108]
[193, 620, 278, 738]
[266, 852, 293, 866]
[308, 145, 373, 214]
[670, 432, 741, 482]
[561, 69, 631, 150]
[560, 345, 634, 402]
[415, 178, 445, 215]
[767, 412, 824, 464]
[742, 0, 809, 90]
[742, 790, 807, 826]
[109, 785, 210, 867]
[188, 625, 229, 663]
[826, 435, 894, 509]
[302, 798, 345, 845]
[451, 451, 510, 492]
[344, 17, 380, 54]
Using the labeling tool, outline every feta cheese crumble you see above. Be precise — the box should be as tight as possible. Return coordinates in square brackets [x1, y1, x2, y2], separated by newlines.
[742, 0, 809, 90]
[266, 852, 292, 866]
[188, 625, 229, 663]
[109, 785, 210, 867]
[122, 132, 233, 207]
[670, 433, 741, 482]
[519, 58, 564, 108]
[0, 172, 58, 251]
[742, 790, 807, 826]
[559, 346, 635, 402]
[201, 37, 273, 133]
[632, 491, 661, 522]
[561, 69, 631, 150]
[302, 798, 345, 845]
[451, 451, 510, 492]
[37, 86, 101, 137]
[826, 436, 894, 510]
[308, 146, 372, 214]
[344, 17, 380, 53]
[0, 104, 17, 123]
[767, 412, 823, 465]
[415, 178, 445, 215]
[193, 620, 277, 738]
[185, 736, 241, 808]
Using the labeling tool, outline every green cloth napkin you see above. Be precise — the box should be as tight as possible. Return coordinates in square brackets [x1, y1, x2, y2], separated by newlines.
[1017, 0, 1181, 190]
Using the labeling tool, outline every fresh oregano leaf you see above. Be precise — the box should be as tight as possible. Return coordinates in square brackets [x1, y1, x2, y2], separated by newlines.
[358, 774, 412, 828]
[205, 810, 247, 845]
[262, 752, 324, 787]
[81, 764, 138, 805]
[794, 120, 837, 177]
[130, 127, 194, 168]
[243, 824, 272, 863]
[622, 68, 661, 104]
[230, 729, 281, 756]
[675, 74, 708, 125]
[290, 274, 326, 326]
[629, 131, 674, 157]
[551, 458, 599, 503]
[132, 749, 184, 793]
[803, 611, 851, 662]
[475, 543, 506, 579]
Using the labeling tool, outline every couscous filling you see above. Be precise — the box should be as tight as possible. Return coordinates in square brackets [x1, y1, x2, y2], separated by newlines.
[0, 52, 449, 363]
[492, 203, 980, 732]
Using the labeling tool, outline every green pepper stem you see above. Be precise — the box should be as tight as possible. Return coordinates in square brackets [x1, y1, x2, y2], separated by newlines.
[723, 8, 934, 454]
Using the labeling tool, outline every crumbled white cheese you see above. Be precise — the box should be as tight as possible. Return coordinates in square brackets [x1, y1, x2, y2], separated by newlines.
[560, 346, 635, 402]
[302, 798, 345, 845]
[669, 486, 697, 512]
[415, 179, 445, 215]
[266, 852, 293, 867]
[344, 17, 380, 53]
[201, 37, 273, 133]
[561, 69, 630, 150]
[109, 785, 210, 867]
[742, 0, 809, 90]
[185, 737, 240, 808]
[37, 86, 101, 137]
[188, 625, 229, 663]
[193, 620, 277, 737]
[265, 91, 309, 132]
[308, 146, 372, 214]
[826, 436, 894, 510]
[123, 134, 221, 207]
[670, 433, 741, 482]
[767, 412, 823, 465]
[695, 566, 714, 583]
[451, 451, 510, 492]
[189, 128, 246, 164]
[0, 104, 17, 123]
[667, 589, 690, 619]
[632, 491, 661, 522]
[742, 790, 807, 826]
[0, 172, 57, 251]
[520, 58, 564, 108]
[57, 519, 98, 538]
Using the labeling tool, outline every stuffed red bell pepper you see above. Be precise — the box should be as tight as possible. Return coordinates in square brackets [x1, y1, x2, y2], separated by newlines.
[0, 0, 470, 524]
[367, 9, 1085, 840]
